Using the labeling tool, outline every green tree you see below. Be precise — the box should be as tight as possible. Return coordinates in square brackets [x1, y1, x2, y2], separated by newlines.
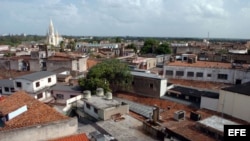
[126, 43, 137, 53]
[78, 59, 133, 93]
[115, 37, 121, 43]
[59, 41, 65, 52]
[155, 43, 171, 54]
[140, 38, 159, 54]
[78, 78, 110, 94]
[67, 40, 76, 51]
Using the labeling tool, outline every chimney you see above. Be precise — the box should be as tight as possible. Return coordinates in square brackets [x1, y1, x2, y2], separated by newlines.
[152, 104, 160, 123]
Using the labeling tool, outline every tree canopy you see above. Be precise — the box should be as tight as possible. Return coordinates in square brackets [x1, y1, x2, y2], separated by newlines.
[140, 38, 171, 55]
[126, 43, 137, 53]
[78, 59, 133, 94]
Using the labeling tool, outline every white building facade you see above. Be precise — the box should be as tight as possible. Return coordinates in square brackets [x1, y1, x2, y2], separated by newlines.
[14, 71, 57, 101]
[164, 62, 250, 84]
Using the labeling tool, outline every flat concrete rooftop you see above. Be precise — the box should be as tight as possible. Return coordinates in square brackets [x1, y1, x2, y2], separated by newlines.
[83, 95, 121, 109]
[198, 115, 239, 133]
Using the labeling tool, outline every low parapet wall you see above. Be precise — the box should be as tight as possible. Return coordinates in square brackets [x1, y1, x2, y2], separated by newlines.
[0, 117, 78, 141]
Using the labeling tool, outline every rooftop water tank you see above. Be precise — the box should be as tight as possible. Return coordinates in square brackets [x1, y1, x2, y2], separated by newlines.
[105, 92, 112, 100]
[96, 88, 104, 96]
[83, 90, 91, 99]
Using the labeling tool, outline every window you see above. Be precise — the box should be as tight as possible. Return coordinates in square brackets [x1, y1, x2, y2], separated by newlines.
[176, 71, 184, 76]
[11, 88, 15, 92]
[187, 72, 194, 77]
[4, 87, 9, 92]
[94, 107, 98, 114]
[36, 82, 40, 87]
[70, 95, 76, 98]
[196, 72, 203, 77]
[0, 88, 2, 94]
[218, 74, 228, 80]
[48, 78, 51, 83]
[165, 70, 173, 76]
[132, 81, 135, 85]
[207, 74, 211, 77]
[37, 93, 43, 99]
[16, 82, 22, 88]
[150, 83, 153, 89]
[86, 103, 90, 109]
[56, 94, 64, 99]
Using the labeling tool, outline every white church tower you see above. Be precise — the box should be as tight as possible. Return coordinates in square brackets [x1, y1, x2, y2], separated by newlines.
[46, 19, 62, 47]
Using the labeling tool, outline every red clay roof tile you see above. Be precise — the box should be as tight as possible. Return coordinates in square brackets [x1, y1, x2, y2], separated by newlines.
[0, 91, 69, 131]
[48, 133, 89, 141]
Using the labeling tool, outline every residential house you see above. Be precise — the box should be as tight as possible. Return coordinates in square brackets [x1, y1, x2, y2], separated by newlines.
[120, 56, 157, 70]
[45, 52, 88, 74]
[0, 79, 15, 95]
[0, 91, 77, 141]
[51, 84, 83, 105]
[128, 71, 167, 98]
[81, 91, 129, 120]
[218, 82, 250, 122]
[14, 71, 57, 101]
[52, 67, 72, 83]
[75, 42, 119, 53]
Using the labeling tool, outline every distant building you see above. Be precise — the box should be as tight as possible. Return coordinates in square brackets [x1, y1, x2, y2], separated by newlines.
[46, 20, 63, 47]
[164, 60, 250, 84]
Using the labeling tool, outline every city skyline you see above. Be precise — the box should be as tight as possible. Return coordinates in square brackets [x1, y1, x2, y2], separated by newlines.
[1, 0, 250, 39]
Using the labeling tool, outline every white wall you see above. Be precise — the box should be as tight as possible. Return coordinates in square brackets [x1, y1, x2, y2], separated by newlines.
[14, 79, 34, 93]
[160, 79, 167, 97]
[83, 103, 99, 119]
[200, 96, 218, 111]
[218, 90, 250, 122]
[164, 65, 250, 84]
[32, 75, 57, 92]
[14, 74, 57, 93]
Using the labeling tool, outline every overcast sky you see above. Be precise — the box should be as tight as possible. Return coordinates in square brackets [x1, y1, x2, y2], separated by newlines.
[0, 0, 250, 39]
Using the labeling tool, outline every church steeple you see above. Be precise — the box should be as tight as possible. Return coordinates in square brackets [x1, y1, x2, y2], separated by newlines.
[46, 19, 62, 47]
[49, 19, 55, 36]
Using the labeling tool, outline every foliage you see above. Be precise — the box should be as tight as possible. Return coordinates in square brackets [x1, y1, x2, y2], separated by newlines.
[140, 38, 158, 54]
[66, 40, 76, 51]
[0, 35, 45, 46]
[79, 59, 133, 93]
[126, 43, 137, 53]
[115, 37, 122, 43]
[140, 39, 171, 55]
[59, 41, 65, 52]
[155, 43, 171, 54]
[78, 78, 110, 94]
[4, 52, 15, 57]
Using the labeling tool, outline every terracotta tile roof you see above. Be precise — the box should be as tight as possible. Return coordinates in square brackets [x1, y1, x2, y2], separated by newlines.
[167, 60, 249, 69]
[87, 59, 100, 69]
[0, 91, 69, 131]
[48, 56, 71, 61]
[48, 133, 89, 141]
